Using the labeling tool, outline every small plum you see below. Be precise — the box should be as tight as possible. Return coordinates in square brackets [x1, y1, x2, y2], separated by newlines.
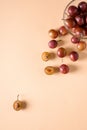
[71, 36, 80, 43]
[77, 41, 86, 51]
[59, 26, 68, 36]
[69, 51, 79, 61]
[48, 40, 57, 48]
[13, 100, 22, 111]
[48, 29, 58, 39]
[59, 64, 69, 74]
[57, 47, 66, 58]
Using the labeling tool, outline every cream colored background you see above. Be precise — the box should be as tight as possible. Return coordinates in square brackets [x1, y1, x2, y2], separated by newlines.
[0, 0, 87, 130]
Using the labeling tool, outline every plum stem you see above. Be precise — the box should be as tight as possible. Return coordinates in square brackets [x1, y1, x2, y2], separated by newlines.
[58, 40, 62, 42]
[61, 58, 63, 63]
[17, 94, 19, 100]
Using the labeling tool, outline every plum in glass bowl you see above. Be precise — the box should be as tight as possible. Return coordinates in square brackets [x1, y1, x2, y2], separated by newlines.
[63, 0, 87, 39]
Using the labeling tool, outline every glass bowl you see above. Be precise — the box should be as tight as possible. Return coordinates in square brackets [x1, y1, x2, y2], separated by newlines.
[63, 0, 87, 39]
